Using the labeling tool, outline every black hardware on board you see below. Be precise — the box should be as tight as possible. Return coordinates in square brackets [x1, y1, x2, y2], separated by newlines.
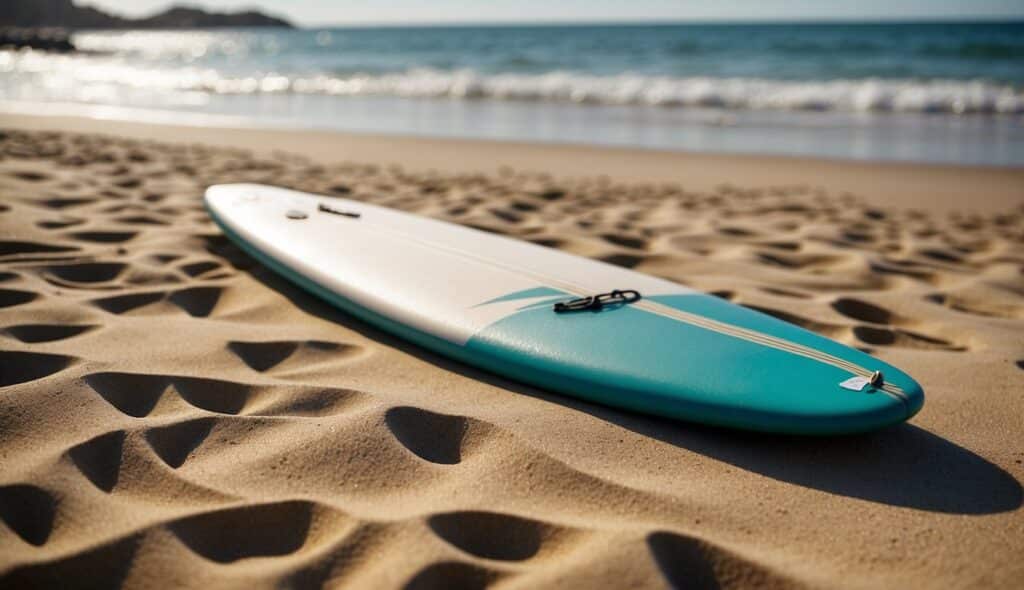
[318, 203, 361, 218]
[553, 289, 641, 313]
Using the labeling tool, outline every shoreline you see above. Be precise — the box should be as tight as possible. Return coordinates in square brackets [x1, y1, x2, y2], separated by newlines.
[3, 111, 1023, 215]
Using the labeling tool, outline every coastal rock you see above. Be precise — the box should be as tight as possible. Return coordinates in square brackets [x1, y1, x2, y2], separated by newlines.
[0, 0, 293, 30]
[0, 28, 75, 52]
[132, 7, 293, 29]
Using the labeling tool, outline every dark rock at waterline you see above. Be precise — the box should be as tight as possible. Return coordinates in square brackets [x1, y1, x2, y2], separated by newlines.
[0, 28, 75, 53]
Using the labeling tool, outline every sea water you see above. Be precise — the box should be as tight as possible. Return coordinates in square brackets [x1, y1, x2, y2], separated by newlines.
[1, 22, 1022, 165]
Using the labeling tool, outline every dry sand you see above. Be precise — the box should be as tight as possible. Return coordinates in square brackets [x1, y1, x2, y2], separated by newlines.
[0, 120, 1023, 589]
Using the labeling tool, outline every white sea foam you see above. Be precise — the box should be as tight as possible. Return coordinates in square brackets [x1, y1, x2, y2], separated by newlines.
[1, 49, 1022, 115]
[285, 70, 1024, 114]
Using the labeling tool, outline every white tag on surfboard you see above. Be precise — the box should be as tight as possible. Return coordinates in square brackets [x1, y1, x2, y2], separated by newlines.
[839, 376, 871, 391]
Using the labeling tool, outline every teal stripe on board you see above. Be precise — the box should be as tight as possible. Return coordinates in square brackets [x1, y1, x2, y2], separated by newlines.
[475, 286, 568, 306]
[466, 294, 923, 434]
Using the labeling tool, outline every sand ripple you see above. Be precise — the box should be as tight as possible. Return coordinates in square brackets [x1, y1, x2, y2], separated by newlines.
[1, 129, 1022, 588]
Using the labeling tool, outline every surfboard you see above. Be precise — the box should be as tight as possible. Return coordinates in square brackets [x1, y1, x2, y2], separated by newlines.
[205, 184, 924, 434]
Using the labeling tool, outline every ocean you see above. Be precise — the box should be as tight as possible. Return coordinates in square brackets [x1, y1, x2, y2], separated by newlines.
[2, 21, 1023, 165]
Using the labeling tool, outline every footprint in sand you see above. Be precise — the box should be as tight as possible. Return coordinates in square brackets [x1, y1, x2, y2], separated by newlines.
[3, 324, 96, 343]
[44, 262, 126, 286]
[91, 291, 167, 314]
[384, 406, 496, 465]
[7, 170, 51, 182]
[144, 418, 218, 469]
[67, 231, 138, 244]
[36, 217, 86, 230]
[0, 288, 38, 309]
[404, 562, 502, 590]
[647, 531, 787, 589]
[0, 241, 78, 258]
[113, 214, 169, 226]
[601, 233, 648, 250]
[830, 297, 896, 324]
[169, 501, 320, 562]
[0, 484, 57, 546]
[90, 286, 224, 317]
[168, 286, 223, 317]
[0, 351, 75, 387]
[926, 293, 1022, 319]
[66, 430, 125, 493]
[227, 339, 365, 375]
[179, 260, 224, 278]
[428, 510, 577, 562]
[84, 373, 252, 417]
[84, 371, 370, 419]
[758, 286, 812, 299]
[852, 326, 966, 352]
[39, 197, 98, 210]
[598, 252, 648, 269]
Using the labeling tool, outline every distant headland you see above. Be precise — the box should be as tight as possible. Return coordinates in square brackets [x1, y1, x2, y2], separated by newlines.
[1, 0, 294, 30]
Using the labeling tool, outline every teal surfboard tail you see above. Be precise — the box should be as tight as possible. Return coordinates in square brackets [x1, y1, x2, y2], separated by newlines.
[466, 294, 923, 435]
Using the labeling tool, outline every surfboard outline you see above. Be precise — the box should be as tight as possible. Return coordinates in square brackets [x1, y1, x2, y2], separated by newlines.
[204, 184, 924, 434]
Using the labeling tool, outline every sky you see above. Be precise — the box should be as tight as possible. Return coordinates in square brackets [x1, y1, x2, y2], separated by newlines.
[85, 0, 1024, 27]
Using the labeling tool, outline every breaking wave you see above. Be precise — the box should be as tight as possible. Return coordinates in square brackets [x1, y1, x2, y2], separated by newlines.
[1, 49, 1022, 115]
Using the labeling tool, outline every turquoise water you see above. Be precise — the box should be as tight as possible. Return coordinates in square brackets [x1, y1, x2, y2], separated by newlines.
[2, 22, 1022, 164]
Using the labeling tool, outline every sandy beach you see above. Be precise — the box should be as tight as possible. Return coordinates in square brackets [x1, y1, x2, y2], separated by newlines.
[1, 117, 1023, 588]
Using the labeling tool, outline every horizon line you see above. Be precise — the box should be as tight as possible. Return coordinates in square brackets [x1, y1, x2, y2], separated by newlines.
[291, 15, 1024, 29]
